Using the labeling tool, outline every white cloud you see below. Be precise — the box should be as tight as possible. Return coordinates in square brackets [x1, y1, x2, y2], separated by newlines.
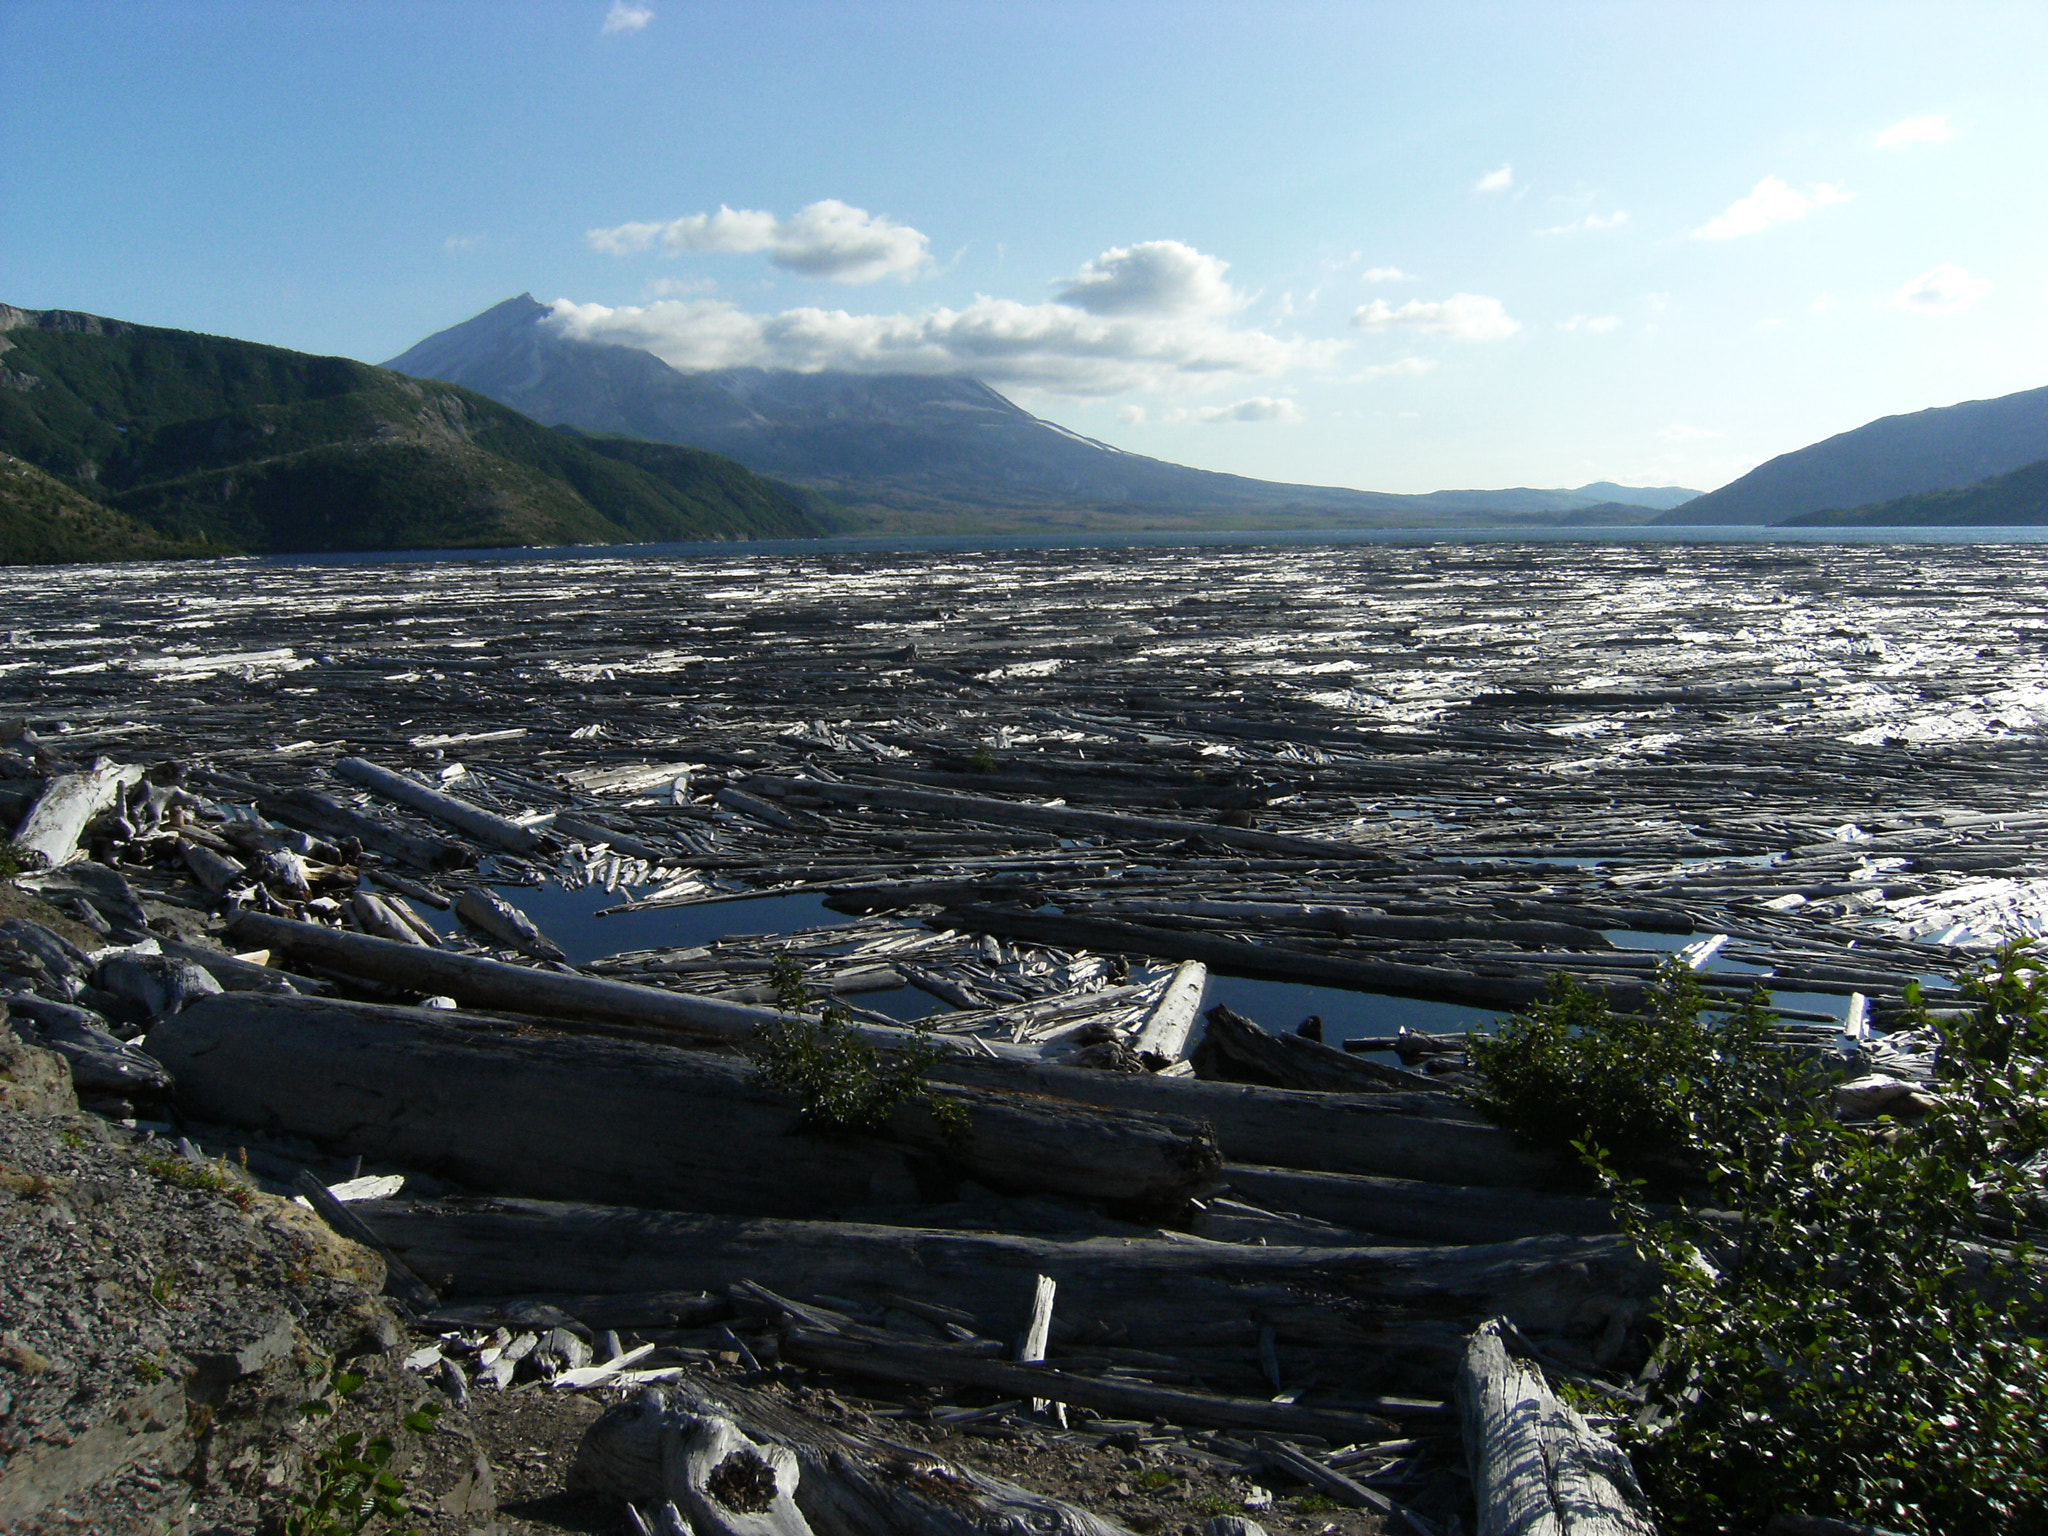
[547, 240, 1341, 395]
[1876, 113, 1954, 149]
[1888, 263, 1992, 315]
[1347, 356, 1437, 382]
[588, 199, 931, 283]
[1558, 314, 1620, 333]
[1693, 175, 1854, 240]
[1055, 240, 1240, 317]
[1360, 266, 1414, 282]
[1117, 405, 1148, 425]
[1657, 424, 1722, 442]
[642, 275, 716, 299]
[1475, 163, 1514, 193]
[1539, 210, 1628, 235]
[442, 233, 482, 253]
[1189, 396, 1300, 424]
[1352, 293, 1522, 341]
[602, 2, 652, 33]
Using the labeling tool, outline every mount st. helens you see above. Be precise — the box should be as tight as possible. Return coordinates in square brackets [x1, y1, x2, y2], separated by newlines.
[386, 296, 1698, 528]
[0, 303, 825, 562]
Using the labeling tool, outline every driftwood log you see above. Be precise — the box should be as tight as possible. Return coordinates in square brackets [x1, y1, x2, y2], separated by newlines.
[12, 762, 142, 869]
[258, 786, 473, 870]
[1458, 1317, 1659, 1536]
[1194, 1003, 1438, 1093]
[928, 1055, 1560, 1187]
[1132, 959, 1206, 1062]
[777, 1328, 1406, 1438]
[358, 1197, 1652, 1377]
[334, 756, 547, 855]
[575, 1379, 1137, 1536]
[227, 912, 798, 1042]
[145, 994, 1222, 1216]
[1222, 1165, 1617, 1246]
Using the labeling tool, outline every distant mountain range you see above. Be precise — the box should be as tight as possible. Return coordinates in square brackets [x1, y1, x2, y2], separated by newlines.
[387, 296, 1697, 526]
[1659, 383, 2048, 525]
[0, 303, 823, 562]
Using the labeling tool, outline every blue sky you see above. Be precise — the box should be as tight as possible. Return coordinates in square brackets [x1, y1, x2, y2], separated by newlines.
[4, 1, 2043, 495]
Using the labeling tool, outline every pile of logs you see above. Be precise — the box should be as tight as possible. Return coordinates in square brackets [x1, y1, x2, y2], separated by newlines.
[11, 538, 2047, 1529]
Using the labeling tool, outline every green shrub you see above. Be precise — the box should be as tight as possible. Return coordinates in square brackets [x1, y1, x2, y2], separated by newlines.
[1466, 963, 1785, 1182]
[751, 952, 969, 1139]
[1477, 950, 2048, 1534]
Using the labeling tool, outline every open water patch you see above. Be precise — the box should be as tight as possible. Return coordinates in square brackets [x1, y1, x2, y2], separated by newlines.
[418, 883, 845, 968]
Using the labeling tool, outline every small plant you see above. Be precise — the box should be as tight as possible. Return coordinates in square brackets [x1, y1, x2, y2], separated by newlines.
[137, 1149, 255, 1210]
[752, 953, 969, 1139]
[284, 1365, 442, 1536]
[148, 1270, 179, 1306]
[0, 841, 23, 882]
[58, 1126, 90, 1149]
[129, 1350, 166, 1383]
[968, 744, 999, 774]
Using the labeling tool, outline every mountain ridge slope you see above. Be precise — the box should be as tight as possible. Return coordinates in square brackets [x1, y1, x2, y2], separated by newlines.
[0, 303, 824, 558]
[386, 296, 1696, 523]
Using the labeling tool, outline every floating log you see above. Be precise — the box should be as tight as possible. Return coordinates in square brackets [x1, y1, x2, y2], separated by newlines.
[1194, 1004, 1435, 1094]
[748, 774, 1405, 864]
[938, 904, 1615, 1013]
[145, 994, 1222, 1216]
[358, 1197, 1653, 1371]
[334, 755, 546, 855]
[1458, 1317, 1658, 1536]
[453, 887, 562, 958]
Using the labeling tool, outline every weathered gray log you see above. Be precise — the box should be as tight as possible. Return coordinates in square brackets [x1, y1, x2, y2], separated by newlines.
[1132, 960, 1206, 1062]
[453, 887, 562, 958]
[334, 756, 546, 855]
[289, 1168, 440, 1317]
[576, 1395, 812, 1536]
[348, 889, 429, 946]
[228, 910, 1046, 1059]
[1458, 1317, 1658, 1536]
[12, 763, 142, 869]
[260, 786, 473, 870]
[749, 774, 1405, 863]
[227, 911, 785, 1042]
[1224, 1165, 1617, 1246]
[1082, 898, 1615, 949]
[180, 837, 247, 895]
[575, 1380, 1136, 1536]
[1194, 1004, 1437, 1094]
[357, 1197, 1652, 1369]
[927, 1054, 1561, 1188]
[940, 905, 1617, 1012]
[146, 994, 1222, 1216]
[780, 1328, 1402, 1439]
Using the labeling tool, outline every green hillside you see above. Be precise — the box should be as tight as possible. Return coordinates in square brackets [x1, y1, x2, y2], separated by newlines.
[0, 306, 824, 559]
[1782, 456, 2048, 527]
[0, 450, 220, 564]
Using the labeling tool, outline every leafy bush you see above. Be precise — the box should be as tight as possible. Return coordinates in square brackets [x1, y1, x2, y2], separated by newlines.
[1466, 963, 1784, 1182]
[751, 952, 968, 1139]
[284, 1366, 441, 1536]
[1471, 952, 2048, 1533]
